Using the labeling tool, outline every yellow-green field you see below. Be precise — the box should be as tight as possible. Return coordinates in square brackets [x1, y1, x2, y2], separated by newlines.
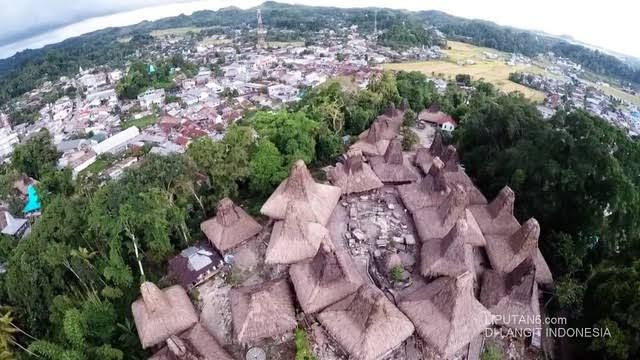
[589, 81, 640, 107]
[198, 37, 232, 46]
[150, 27, 204, 38]
[384, 41, 547, 103]
[268, 41, 305, 48]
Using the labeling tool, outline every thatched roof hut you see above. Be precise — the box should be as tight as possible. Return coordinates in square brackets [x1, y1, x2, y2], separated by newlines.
[290, 246, 363, 313]
[349, 120, 391, 157]
[260, 160, 341, 225]
[442, 170, 488, 205]
[413, 185, 485, 245]
[131, 282, 198, 349]
[480, 258, 540, 330]
[420, 219, 476, 278]
[358, 116, 399, 141]
[440, 145, 460, 171]
[369, 140, 419, 184]
[200, 198, 263, 252]
[484, 218, 553, 286]
[149, 323, 234, 360]
[329, 150, 383, 194]
[230, 279, 297, 344]
[398, 157, 448, 213]
[470, 186, 520, 236]
[398, 272, 492, 359]
[265, 202, 333, 264]
[318, 285, 414, 360]
[414, 132, 445, 174]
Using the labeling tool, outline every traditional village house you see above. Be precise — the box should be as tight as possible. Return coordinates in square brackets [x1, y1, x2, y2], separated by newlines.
[200, 198, 263, 253]
[480, 257, 541, 330]
[440, 145, 460, 171]
[470, 186, 520, 236]
[358, 115, 399, 142]
[414, 131, 445, 174]
[349, 120, 391, 157]
[318, 285, 415, 360]
[398, 272, 492, 359]
[329, 149, 383, 194]
[420, 218, 477, 278]
[260, 160, 341, 225]
[369, 139, 419, 184]
[442, 170, 488, 205]
[398, 157, 448, 213]
[413, 185, 485, 245]
[265, 201, 333, 264]
[168, 241, 223, 290]
[230, 279, 297, 344]
[0, 209, 29, 238]
[418, 107, 457, 132]
[149, 323, 233, 360]
[289, 246, 363, 313]
[131, 282, 198, 349]
[484, 218, 554, 286]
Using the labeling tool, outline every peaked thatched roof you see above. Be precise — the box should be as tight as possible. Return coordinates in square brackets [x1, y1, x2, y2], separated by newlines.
[470, 186, 520, 236]
[414, 132, 445, 174]
[369, 140, 419, 184]
[318, 285, 415, 360]
[399, 272, 492, 359]
[289, 246, 363, 313]
[420, 219, 476, 278]
[260, 160, 341, 225]
[441, 145, 460, 171]
[398, 157, 448, 213]
[131, 282, 199, 348]
[480, 258, 540, 330]
[265, 202, 333, 264]
[200, 198, 263, 252]
[230, 279, 297, 344]
[329, 150, 383, 194]
[413, 185, 485, 245]
[442, 170, 488, 205]
[349, 120, 392, 157]
[358, 115, 400, 141]
[149, 323, 234, 360]
[484, 218, 553, 286]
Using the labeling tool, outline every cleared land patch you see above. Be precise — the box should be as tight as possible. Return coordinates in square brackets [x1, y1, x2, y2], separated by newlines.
[384, 41, 546, 103]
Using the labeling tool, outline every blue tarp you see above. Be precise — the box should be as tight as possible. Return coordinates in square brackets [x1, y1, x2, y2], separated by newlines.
[23, 184, 41, 214]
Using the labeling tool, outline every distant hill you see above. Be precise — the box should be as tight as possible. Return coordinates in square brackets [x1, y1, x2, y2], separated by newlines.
[1, 1, 639, 105]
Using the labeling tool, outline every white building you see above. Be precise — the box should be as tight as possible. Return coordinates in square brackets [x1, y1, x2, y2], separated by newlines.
[268, 84, 299, 102]
[137, 89, 166, 110]
[58, 149, 97, 178]
[0, 127, 19, 159]
[92, 126, 140, 155]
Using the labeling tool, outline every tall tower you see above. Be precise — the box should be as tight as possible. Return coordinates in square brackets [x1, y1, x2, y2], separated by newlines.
[256, 9, 267, 49]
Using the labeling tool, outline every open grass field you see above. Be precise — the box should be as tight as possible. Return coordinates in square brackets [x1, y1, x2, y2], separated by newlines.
[121, 114, 157, 130]
[150, 27, 204, 38]
[384, 41, 547, 103]
[198, 37, 232, 46]
[268, 41, 305, 48]
[589, 81, 640, 107]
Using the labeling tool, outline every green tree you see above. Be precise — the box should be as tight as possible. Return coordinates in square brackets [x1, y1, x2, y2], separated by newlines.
[395, 71, 439, 112]
[251, 110, 318, 165]
[249, 139, 287, 195]
[11, 129, 59, 180]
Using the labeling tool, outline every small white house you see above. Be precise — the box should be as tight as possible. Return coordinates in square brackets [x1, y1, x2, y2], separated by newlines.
[137, 89, 166, 110]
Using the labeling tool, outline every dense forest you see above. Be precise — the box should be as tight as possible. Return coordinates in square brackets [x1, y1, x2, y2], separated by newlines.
[1, 2, 639, 107]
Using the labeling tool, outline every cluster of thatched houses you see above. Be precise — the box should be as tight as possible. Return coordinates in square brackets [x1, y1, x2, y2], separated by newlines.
[129, 105, 553, 359]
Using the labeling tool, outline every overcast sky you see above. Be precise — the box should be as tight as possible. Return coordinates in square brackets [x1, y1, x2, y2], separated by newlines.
[1, 0, 639, 60]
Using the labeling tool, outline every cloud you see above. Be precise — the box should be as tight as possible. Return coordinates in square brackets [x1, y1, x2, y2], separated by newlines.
[0, 0, 192, 44]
